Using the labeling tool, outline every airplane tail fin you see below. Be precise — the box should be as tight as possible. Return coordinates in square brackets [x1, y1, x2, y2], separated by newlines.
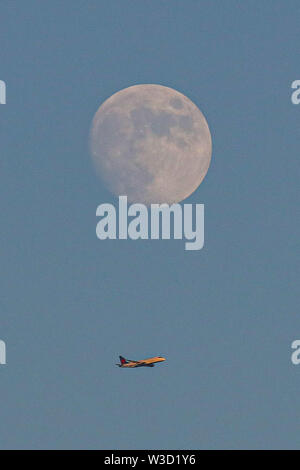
[119, 355, 127, 365]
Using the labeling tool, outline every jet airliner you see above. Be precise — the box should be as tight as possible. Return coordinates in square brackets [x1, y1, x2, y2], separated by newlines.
[116, 355, 166, 368]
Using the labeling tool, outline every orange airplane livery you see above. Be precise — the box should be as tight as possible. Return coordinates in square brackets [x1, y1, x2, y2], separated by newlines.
[116, 355, 166, 368]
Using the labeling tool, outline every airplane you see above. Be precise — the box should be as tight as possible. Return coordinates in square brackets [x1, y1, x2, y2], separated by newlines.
[116, 355, 166, 368]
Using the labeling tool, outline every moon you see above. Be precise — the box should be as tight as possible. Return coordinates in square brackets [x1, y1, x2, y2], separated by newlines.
[90, 84, 212, 205]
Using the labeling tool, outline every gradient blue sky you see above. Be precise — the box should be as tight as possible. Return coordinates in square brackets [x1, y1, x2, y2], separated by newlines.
[0, 1, 299, 449]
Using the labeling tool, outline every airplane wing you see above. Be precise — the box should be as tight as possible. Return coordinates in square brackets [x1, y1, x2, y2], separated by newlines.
[126, 362, 144, 368]
[123, 361, 151, 367]
[133, 361, 155, 367]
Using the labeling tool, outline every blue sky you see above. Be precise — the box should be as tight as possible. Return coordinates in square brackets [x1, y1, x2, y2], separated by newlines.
[0, 0, 299, 449]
